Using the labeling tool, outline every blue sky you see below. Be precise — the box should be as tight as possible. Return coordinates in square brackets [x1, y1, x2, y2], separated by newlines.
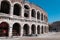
[28, 0, 60, 23]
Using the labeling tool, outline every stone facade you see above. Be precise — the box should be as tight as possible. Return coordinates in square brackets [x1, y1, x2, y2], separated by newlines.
[0, 0, 48, 38]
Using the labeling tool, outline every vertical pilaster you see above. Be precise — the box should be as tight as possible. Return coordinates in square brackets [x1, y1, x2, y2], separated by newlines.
[22, 6, 24, 18]
[21, 25, 23, 37]
[40, 26, 41, 34]
[29, 26, 31, 34]
[47, 26, 49, 33]
[30, 9, 31, 19]
[9, 24, 13, 37]
[0, 0, 1, 10]
[43, 26, 45, 34]
[36, 25, 37, 34]
[10, 5, 13, 17]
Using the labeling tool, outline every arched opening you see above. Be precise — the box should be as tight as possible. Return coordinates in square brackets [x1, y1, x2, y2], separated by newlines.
[13, 3, 21, 16]
[37, 11, 40, 19]
[23, 24, 29, 36]
[37, 25, 40, 34]
[0, 22, 9, 37]
[41, 13, 43, 21]
[31, 24, 36, 34]
[24, 5, 30, 17]
[1, 0, 10, 14]
[12, 23, 20, 36]
[44, 15, 45, 21]
[31, 9, 36, 18]
[24, 5, 30, 9]
[41, 26, 43, 34]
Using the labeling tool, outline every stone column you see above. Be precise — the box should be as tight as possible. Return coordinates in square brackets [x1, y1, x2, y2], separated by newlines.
[29, 26, 31, 34]
[43, 26, 45, 34]
[36, 25, 37, 34]
[30, 9, 31, 19]
[9, 24, 13, 37]
[40, 26, 42, 34]
[21, 6, 24, 18]
[21, 25, 23, 37]
[10, 5, 13, 17]
[47, 26, 49, 33]
[0, 0, 1, 10]
[46, 26, 49, 33]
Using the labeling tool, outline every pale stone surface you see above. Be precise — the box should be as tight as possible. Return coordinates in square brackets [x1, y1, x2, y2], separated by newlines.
[0, 32, 60, 40]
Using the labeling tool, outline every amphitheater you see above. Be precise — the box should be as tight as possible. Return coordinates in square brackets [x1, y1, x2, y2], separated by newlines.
[0, 0, 48, 40]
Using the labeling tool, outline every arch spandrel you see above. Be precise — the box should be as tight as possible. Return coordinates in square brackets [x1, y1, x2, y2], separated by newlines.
[10, 0, 22, 3]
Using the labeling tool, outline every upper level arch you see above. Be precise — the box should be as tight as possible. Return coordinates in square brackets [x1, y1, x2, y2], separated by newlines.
[37, 11, 40, 19]
[41, 13, 44, 21]
[24, 3, 30, 18]
[0, 0, 11, 14]
[13, 3, 22, 16]
[31, 9, 36, 18]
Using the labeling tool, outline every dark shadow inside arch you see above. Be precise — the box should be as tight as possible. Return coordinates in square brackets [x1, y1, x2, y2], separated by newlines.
[13, 3, 21, 16]
[0, 22, 9, 37]
[24, 5, 30, 17]
[23, 24, 29, 36]
[31, 9, 36, 18]
[12, 23, 20, 36]
[41, 26, 43, 34]
[24, 5, 30, 9]
[37, 25, 40, 34]
[1, 0, 10, 14]
[31, 24, 36, 34]
[41, 13, 43, 21]
[37, 11, 40, 19]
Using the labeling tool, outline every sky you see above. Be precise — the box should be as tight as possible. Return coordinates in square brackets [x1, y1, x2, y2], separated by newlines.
[28, 0, 60, 23]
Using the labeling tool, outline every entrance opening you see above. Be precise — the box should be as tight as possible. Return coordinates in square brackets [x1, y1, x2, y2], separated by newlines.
[41, 13, 43, 21]
[41, 26, 43, 34]
[31, 24, 36, 34]
[24, 5, 30, 9]
[1, 0, 10, 14]
[31, 9, 36, 18]
[23, 24, 29, 36]
[37, 11, 40, 19]
[37, 25, 40, 34]
[24, 5, 30, 18]
[0, 22, 9, 37]
[12, 23, 20, 36]
[13, 3, 21, 16]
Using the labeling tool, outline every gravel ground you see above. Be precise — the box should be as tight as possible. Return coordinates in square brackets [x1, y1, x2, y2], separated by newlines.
[0, 32, 60, 40]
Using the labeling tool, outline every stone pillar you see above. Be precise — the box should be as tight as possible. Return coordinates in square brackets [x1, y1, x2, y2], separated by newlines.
[43, 26, 45, 34]
[10, 5, 13, 17]
[0, 0, 1, 10]
[21, 25, 23, 37]
[35, 10, 37, 21]
[22, 6, 24, 18]
[47, 26, 49, 33]
[46, 26, 49, 33]
[36, 25, 37, 34]
[9, 24, 13, 37]
[30, 9, 31, 19]
[29, 26, 31, 34]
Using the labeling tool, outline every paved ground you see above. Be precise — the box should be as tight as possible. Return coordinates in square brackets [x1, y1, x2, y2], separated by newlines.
[0, 32, 60, 40]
